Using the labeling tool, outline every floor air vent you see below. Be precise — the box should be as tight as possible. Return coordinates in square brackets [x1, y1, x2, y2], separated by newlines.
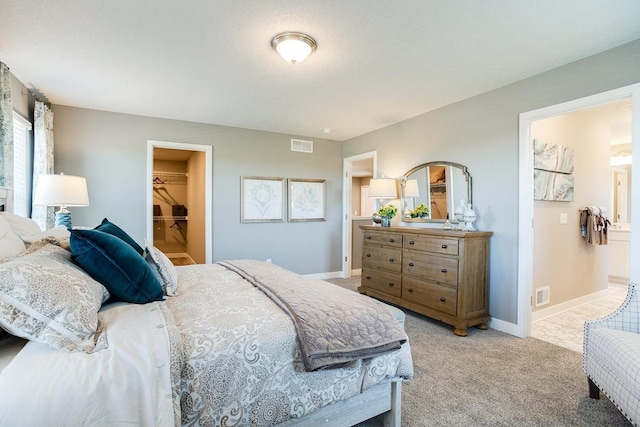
[291, 139, 313, 153]
[536, 286, 550, 307]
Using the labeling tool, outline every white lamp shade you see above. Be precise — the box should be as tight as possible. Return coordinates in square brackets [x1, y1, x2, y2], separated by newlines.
[369, 178, 397, 199]
[33, 174, 90, 207]
[404, 179, 420, 198]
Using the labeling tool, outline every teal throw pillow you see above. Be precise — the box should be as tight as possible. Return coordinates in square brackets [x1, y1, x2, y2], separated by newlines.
[94, 218, 144, 255]
[70, 229, 164, 304]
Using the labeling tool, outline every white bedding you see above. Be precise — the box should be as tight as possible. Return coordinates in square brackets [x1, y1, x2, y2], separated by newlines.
[0, 263, 413, 426]
[0, 302, 175, 426]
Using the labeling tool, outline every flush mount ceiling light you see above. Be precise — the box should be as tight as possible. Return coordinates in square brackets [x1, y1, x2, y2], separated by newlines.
[271, 32, 317, 64]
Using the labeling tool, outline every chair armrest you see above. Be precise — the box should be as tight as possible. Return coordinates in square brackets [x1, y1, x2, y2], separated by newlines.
[584, 283, 640, 353]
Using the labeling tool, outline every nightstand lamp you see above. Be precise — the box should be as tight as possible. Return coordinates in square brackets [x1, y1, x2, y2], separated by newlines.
[34, 174, 90, 229]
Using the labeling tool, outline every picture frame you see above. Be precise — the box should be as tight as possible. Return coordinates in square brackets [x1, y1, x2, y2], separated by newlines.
[240, 176, 286, 223]
[288, 178, 326, 222]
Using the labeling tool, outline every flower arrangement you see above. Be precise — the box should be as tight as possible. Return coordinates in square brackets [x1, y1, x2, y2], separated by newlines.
[377, 204, 397, 219]
[411, 203, 429, 218]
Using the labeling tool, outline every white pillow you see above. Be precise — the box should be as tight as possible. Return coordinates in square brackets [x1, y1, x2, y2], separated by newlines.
[0, 243, 107, 353]
[144, 239, 178, 296]
[0, 212, 42, 238]
[0, 215, 26, 260]
[21, 226, 71, 247]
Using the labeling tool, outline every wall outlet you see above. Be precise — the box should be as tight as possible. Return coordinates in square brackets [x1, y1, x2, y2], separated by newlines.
[266, 258, 272, 263]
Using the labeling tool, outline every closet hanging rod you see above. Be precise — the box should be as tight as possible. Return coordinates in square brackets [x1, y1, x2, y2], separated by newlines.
[153, 216, 188, 221]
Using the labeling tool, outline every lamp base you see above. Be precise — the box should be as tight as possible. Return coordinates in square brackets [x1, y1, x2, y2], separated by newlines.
[55, 211, 72, 229]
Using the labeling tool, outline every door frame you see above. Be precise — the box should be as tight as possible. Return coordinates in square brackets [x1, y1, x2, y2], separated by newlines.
[342, 151, 377, 278]
[147, 140, 213, 263]
[517, 83, 640, 338]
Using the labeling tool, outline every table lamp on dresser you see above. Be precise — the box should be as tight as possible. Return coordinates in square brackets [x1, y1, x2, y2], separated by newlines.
[33, 173, 90, 229]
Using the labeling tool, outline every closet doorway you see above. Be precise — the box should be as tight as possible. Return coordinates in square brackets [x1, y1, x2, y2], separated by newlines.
[146, 140, 213, 264]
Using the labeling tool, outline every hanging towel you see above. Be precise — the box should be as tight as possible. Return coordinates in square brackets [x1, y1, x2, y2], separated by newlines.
[579, 207, 610, 245]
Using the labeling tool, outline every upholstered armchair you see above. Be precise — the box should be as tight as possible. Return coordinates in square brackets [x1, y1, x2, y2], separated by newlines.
[583, 283, 640, 425]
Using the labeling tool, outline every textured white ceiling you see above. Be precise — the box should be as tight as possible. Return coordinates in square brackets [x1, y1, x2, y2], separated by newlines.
[1, 1, 639, 141]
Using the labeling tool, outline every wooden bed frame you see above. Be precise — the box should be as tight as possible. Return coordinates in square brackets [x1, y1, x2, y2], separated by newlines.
[279, 381, 402, 427]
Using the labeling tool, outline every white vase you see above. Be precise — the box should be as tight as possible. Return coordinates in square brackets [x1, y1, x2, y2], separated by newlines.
[454, 199, 466, 230]
[463, 204, 477, 231]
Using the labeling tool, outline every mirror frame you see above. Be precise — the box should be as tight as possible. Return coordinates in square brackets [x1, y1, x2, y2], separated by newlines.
[401, 161, 472, 223]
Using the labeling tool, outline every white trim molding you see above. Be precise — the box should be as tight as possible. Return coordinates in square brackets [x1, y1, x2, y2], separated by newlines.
[517, 83, 640, 338]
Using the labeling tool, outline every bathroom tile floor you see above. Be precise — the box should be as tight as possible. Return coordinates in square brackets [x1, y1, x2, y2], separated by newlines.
[531, 284, 629, 353]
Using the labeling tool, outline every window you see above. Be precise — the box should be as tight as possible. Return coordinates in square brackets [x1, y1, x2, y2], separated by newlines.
[12, 112, 32, 217]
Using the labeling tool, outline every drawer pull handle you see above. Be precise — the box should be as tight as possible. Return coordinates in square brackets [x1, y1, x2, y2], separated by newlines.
[388, 282, 394, 287]
[366, 236, 372, 240]
[441, 244, 448, 249]
[407, 288, 414, 293]
[409, 240, 415, 245]
[408, 262, 414, 267]
[366, 254, 371, 257]
[366, 275, 371, 279]
[441, 268, 447, 273]
[389, 258, 394, 263]
[440, 297, 446, 302]
[389, 238, 395, 242]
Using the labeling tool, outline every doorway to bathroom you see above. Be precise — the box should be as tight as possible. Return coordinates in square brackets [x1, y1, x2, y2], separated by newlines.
[517, 83, 639, 338]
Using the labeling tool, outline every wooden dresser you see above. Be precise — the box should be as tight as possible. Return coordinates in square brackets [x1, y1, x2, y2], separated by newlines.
[359, 225, 492, 336]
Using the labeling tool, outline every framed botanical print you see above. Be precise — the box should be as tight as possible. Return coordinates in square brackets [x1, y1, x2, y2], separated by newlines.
[288, 178, 326, 222]
[241, 176, 286, 223]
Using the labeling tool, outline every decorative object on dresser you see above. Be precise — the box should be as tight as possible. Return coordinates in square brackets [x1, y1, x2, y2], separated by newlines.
[359, 225, 492, 336]
[377, 203, 397, 227]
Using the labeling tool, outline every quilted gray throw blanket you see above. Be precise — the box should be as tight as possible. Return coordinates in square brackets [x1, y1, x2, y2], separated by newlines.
[218, 260, 408, 371]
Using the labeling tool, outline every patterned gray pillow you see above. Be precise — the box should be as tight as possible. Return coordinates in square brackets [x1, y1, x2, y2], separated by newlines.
[0, 243, 108, 353]
[144, 239, 178, 296]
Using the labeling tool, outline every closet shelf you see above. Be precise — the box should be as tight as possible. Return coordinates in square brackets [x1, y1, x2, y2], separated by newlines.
[154, 216, 188, 221]
[153, 171, 188, 177]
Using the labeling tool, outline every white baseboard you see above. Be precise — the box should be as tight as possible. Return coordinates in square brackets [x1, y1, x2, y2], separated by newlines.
[351, 268, 362, 276]
[531, 288, 610, 323]
[304, 271, 343, 280]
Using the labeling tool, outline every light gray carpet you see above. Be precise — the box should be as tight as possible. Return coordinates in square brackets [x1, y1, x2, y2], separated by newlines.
[325, 277, 631, 427]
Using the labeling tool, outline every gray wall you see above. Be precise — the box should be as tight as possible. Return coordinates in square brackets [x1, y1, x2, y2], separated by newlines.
[343, 39, 640, 324]
[52, 106, 343, 275]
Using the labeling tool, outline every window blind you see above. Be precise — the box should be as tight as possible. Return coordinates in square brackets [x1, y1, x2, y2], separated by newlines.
[12, 112, 32, 217]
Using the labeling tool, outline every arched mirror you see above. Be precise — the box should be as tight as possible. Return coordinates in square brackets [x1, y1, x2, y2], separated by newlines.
[401, 161, 472, 223]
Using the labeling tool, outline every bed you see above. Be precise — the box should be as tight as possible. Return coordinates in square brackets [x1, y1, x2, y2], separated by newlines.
[0, 210, 413, 426]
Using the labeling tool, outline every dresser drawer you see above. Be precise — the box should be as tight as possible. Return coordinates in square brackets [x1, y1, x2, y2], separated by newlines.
[363, 245, 402, 272]
[404, 234, 459, 256]
[403, 277, 457, 316]
[403, 253, 458, 286]
[361, 268, 402, 297]
[363, 231, 402, 248]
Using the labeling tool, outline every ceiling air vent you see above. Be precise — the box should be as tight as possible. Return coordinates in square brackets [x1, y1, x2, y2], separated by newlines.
[291, 139, 313, 153]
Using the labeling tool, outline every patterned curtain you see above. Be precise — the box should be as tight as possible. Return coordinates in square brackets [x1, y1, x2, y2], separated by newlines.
[32, 101, 55, 230]
[0, 62, 14, 189]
